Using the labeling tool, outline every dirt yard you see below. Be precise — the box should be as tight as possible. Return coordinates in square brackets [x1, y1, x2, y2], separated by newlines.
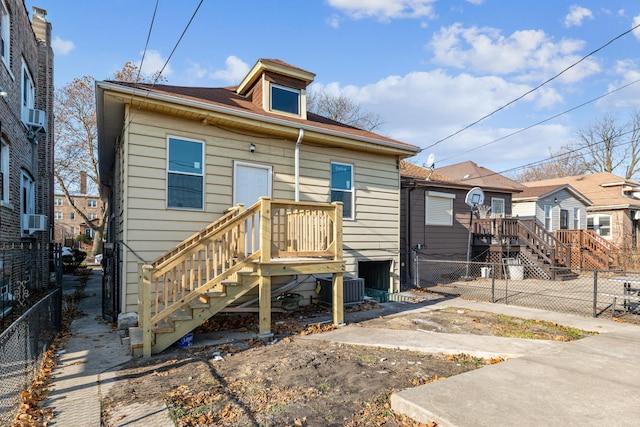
[101, 302, 596, 427]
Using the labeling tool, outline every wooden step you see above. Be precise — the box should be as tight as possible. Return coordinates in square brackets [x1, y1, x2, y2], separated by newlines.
[154, 319, 173, 333]
[169, 308, 192, 321]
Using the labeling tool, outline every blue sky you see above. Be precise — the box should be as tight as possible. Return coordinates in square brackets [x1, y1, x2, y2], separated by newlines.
[26, 0, 640, 176]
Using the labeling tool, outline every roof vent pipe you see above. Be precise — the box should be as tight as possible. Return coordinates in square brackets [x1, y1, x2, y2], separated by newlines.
[295, 128, 304, 202]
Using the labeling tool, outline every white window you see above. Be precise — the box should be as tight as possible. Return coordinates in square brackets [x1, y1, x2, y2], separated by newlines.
[425, 191, 455, 226]
[0, 0, 10, 68]
[573, 208, 580, 229]
[330, 162, 354, 220]
[54, 197, 63, 206]
[167, 136, 204, 210]
[20, 171, 35, 234]
[587, 215, 611, 238]
[0, 138, 8, 204]
[21, 60, 35, 125]
[88, 213, 97, 220]
[70, 212, 75, 220]
[54, 211, 62, 220]
[87, 199, 97, 208]
[270, 84, 300, 115]
[544, 205, 552, 231]
[491, 197, 505, 218]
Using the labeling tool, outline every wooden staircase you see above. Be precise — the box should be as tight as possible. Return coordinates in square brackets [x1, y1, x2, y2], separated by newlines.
[131, 198, 345, 357]
[555, 229, 620, 270]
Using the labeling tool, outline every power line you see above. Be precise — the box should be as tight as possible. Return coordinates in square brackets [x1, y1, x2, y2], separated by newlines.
[439, 76, 640, 164]
[423, 21, 640, 151]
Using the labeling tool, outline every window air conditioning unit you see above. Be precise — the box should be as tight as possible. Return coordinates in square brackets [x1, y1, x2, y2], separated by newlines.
[23, 214, 47, 234]
[26, 108, 47, 128]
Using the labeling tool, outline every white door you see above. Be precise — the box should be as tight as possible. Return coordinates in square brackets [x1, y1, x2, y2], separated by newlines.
[233, 161, 272, 252]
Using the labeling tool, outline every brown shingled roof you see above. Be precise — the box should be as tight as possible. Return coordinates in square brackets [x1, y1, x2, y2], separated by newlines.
[524, 172, 640, 208]
[435, 161, 525, 192]
[400, 160, 459, 183]
[106, 81, 419, 152]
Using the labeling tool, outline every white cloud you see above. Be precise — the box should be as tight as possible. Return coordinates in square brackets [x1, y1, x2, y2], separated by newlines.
[427, 24, 600, 84]
[312, 69, 577, 172]
[600, 59, 640, 110]
[633, 15, 640, 41]
[185, 61, 208, 80]
[327, 14, 341, 28]
[210, 56, 250, 84]
[51, 36, 74, 55]
[564, 5, 593, 28]
[465, 0, 484, 5]
[137, 50, 173, 79]
[327, 0, 437, 21]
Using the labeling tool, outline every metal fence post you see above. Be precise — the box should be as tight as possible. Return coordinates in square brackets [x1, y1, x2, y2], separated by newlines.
[491, 262, 496, 303]
[413, 249, 419, 288]
[593, 269, 598, 318]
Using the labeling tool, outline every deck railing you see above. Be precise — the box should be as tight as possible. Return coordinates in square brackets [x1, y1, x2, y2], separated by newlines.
[555, 229, 619, 269]
[139, 198, 342, 354]
[473, 218, 570, 267]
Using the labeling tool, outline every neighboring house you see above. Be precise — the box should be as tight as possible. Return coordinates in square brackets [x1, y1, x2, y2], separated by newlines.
[54, 172, 103, 247]
[0, 5, 53, 278]
[512, 184, 591, 233]
[400, 161, 523, 285]
[435, 161, 526, 218]
[96, 58, 419, 354]
[524, 172, 640, 249]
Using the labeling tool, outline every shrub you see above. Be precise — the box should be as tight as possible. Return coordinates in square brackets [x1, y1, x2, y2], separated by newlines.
[62, 249, 87, 274]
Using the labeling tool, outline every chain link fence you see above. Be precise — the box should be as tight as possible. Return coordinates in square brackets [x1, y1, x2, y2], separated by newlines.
[412, 258, 640, 319]
[0, 243, 62, 426]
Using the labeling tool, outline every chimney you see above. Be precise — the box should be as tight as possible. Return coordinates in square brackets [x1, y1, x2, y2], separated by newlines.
[80, 171, 87, 194]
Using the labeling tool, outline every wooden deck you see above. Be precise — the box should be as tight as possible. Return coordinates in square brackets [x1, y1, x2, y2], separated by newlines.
[135, 198, 345, 356]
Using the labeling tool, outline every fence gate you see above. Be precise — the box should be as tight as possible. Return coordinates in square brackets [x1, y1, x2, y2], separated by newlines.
[101, 245, 119, 322]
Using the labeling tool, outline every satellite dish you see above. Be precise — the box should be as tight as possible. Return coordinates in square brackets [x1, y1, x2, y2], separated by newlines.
[425, 153, 435, 169]
[465, 187, 485, 207]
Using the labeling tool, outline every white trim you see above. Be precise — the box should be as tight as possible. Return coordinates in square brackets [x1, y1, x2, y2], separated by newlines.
[425, 193, 454, 226]
[426, 191, 456, 199]
[330, 161, 354, 220]
[269, 83, 301, 116]
[232, 161, 273, 207]
[166, 135, 205, 211]
[96, 81, 420, 155]
[0, 0, 10, 71]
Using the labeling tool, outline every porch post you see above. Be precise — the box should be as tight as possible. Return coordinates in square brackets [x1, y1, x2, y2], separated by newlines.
[259, 276, 272, 334]
[259, 197, 272, 335]
[332, 202, 344, 325]
[138, 263, 152, 357]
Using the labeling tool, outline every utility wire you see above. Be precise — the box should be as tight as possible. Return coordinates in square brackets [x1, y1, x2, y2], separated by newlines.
[439, 76, 640, 164]
[423, 21, 640, 151]
[135, 0, 159, 84]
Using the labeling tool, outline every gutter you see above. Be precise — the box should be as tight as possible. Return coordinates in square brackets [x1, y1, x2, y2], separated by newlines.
[294, 129, 304, 202]
[96, 81, 420, 155]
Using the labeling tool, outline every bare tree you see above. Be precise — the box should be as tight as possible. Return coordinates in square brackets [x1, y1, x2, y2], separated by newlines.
[307, 88, 383, 132]
[516, 144, 587, 182]
[54, 63, 162, 256]
[578, 111, 640, 179]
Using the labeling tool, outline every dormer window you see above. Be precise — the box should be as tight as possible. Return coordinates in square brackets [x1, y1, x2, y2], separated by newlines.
[270, 84, 300, 115]
[236, 59, 315, 120]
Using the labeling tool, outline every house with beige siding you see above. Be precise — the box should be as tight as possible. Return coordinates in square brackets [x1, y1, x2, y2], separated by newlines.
[96, 59, 419, 355]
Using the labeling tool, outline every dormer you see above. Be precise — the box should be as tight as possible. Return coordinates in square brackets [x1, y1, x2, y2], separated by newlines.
[236, 59, 315, 120]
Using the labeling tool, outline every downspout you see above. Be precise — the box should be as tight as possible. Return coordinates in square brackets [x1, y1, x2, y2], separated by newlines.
[294, 128, 304, 202]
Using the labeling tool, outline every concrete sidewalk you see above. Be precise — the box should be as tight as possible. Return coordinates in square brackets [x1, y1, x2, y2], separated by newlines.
[303, 299, 640, 427]
[43, 275, 640, 427]
[43, 271, 174, 427]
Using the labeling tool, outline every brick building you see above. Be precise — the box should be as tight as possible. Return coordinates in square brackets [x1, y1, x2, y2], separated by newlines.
[0, 3, 54, 283]
[54, 172, 104, 247]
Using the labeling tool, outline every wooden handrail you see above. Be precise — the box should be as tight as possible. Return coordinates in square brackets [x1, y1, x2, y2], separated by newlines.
[555, 229, 619, 269]
[138, 198, 343, 356]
